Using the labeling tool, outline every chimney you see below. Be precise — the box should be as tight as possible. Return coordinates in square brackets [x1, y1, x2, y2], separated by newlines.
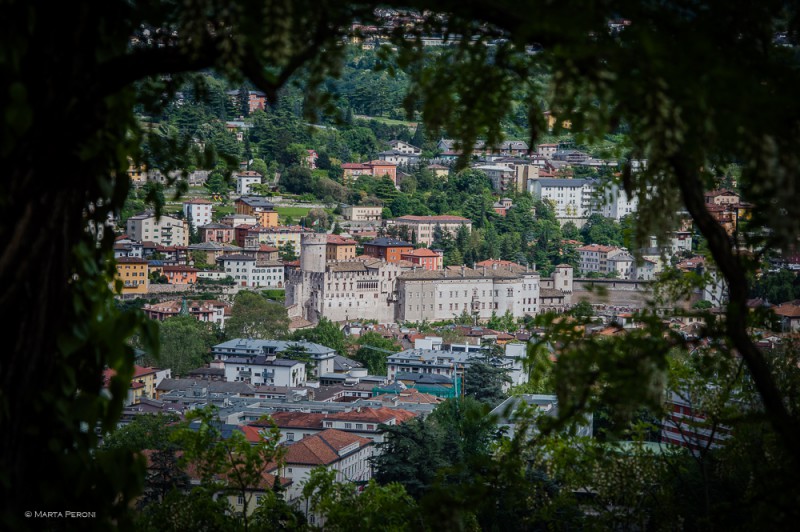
[492, 263, 498, 270]
[461, 265, 465, 277]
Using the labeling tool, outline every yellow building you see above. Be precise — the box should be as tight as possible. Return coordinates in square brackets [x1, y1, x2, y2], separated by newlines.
[326, 234, 357, 260]
[132, 365, 159, 400]
[127, 162, 147, 184]
[245, 226, 309, 254]
[115, 257, 149, 295]
[235, 197, 279, 228]
[544, 111, 572, 131]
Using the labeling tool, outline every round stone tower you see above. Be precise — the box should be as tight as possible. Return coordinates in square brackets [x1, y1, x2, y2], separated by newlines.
[300, 232, 327, 273]
[553, 264, 574, 295]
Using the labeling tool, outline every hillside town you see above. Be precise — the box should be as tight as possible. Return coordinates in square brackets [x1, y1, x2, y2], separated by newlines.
[7, 3, 800, 530]
[104, 78, 800, 526]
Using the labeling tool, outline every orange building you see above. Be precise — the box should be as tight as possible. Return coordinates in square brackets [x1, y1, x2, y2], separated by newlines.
[235, 196, 278, 228]
[365, 160, 397, 184]
[341, 160, 398, 185]
[363, 237, 414, 263]
[115, 257, 149, 295]
[326, 234, 357, 261]
[162, 265, 199, 285]
[401, 248, 443, 271]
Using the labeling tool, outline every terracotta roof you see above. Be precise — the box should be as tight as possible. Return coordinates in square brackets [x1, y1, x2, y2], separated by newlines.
[476, 259, 523, 269]
[133, 365, 159, 378]
[163, 265, 199, 272]
[142, 449, 291, 489]
[283, 429, 372, 466]
[327, 234, 357, 245]
[705, 189, 739, 197]
[401, 248, 441, 258]
[254, 412, 326, 430]
[183, 198, 212, 204]
[773, 301, 800, 318]
[116, 257, 149, 264]
[258, 244, 279, 252]
[374, 389, 443, 405]
[577, 244, 618, 253]
[327, 406, 416, 424]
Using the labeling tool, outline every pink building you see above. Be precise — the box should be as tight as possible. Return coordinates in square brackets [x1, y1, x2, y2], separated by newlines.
[400, 248, 443, 271]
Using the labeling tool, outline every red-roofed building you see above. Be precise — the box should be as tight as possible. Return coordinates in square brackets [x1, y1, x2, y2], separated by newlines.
[401, 247, 443, 270]
[199, 223, 236, 244]
[577, 244, 633, 277]
[772, 300, 800, 332]
[264, 429, 373, 521]
[143, 299, 231, 328]
[326, 234, 357, 261]
[387, 215, 472, 246]
[365, 160, 397, 184]
[140, 448, 291, 518]
[704, 189, 740, 206]
[250, 407, 417, 444]
[103, 364, 170, 404]
[342, 160, 398, 185]
[161, 265, 199, 285]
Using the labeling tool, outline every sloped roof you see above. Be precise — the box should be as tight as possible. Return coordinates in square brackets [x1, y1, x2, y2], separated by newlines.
[398, 267, 520, 281]
[283, 429, 372, 466]
[401, 248, 441, 258]
[773, 301, 800, 318]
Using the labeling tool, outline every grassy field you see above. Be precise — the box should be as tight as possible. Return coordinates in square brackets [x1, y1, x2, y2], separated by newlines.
[355, 114, 418, 128]
[275, 206, 313, 220]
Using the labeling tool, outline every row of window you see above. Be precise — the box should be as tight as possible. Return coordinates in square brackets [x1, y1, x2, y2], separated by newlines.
[407, 302, 500, 312]
[326, 299, 378, 308]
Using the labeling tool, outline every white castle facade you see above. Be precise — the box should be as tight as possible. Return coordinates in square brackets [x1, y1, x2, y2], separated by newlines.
[286, 234, 574, 324]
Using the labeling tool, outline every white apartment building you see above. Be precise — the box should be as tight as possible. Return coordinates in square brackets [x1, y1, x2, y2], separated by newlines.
[212, 338, 336, 380]
[536, 143, 559, 158]
[396, 264, 545, 322]
[341, 205, 383, 222]
[528, 178, 596, 226]
[386, 215, 472, 246]
[387, 340, 530, 390]
[223, 356, 306, 387]
[388, 140, 422, 154]
[182, 198, 213, 228]
[600, 184, 639, 221]
[126, 212, 188, 246]
[376, 150, 420, 166]
[577, 244, 635, 278]
[217, 254, 284, 288]
[474, 164, 524, 193]
[236, 171, 262, 195]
